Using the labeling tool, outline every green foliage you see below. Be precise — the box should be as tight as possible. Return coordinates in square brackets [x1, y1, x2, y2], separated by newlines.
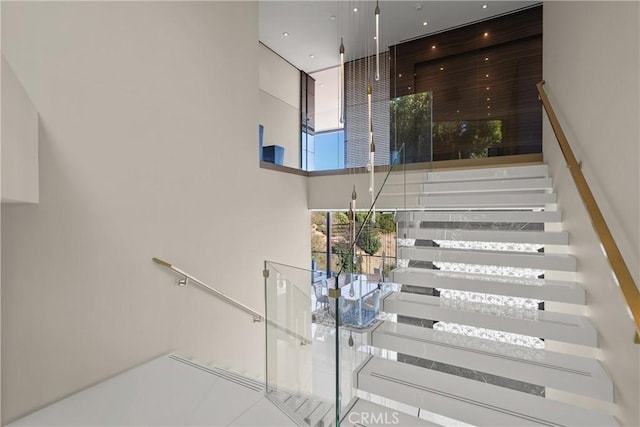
[390, 92, 433, 163]
[333, 212, 350, 224]
[355, 212, 372, 224]
[382, 262, 396, 279]
[433, 119, 503, 159]
[333, 242, 360, 273]
[356, 225, 381, 256]
[375, 213, 396, 234]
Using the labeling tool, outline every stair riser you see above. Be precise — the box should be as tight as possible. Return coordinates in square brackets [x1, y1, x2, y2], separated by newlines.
[382, 294, 597, 346]
[419, 192, 557, 208]
[422, 178, 553, 194]
[371, 326, 613, 402]
[357, 356, 615, 426]
[403, 228, 568, 245]
[424, 164, 549, 183]
[384, 178, 553, 196]
[391, 270, 585, 305]
[379, 193, 557, 209]
[396, 210, 562, 223]
[398, 247, 577, 272]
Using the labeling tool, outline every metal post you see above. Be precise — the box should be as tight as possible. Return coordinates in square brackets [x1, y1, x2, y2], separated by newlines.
[326, 211, 332, 279]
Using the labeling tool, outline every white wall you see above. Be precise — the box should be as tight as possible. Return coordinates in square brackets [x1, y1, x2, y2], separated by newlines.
[1, 55, 39, 203]
[311, 66, 342, 132]
[1, 2, 309, 424]
[543, 2, 640, 425]
[259, 44, 300, 169]
[0, 4, 3, 422]
[543, 1, 639, 286]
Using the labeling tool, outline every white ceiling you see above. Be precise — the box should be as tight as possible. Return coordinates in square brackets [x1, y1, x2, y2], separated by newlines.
[259, 1, 540, 73]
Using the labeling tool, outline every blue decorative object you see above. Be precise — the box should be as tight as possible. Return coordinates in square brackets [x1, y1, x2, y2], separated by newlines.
[391, 150, 401, 165]
[258, 124, 264, 160]
[262, 145, 284, 165]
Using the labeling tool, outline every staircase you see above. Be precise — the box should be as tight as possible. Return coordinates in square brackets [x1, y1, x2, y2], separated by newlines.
[341, 164, 617, 426]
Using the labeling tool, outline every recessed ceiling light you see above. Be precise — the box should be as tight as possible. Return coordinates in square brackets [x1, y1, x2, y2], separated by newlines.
[353, 7, 358, 12]
[330, 15, 336, 20]
[487, 105, 491, 109]
[374, 36, 377, 40]
[432, 45, 436, 49]
[319, 83, 324, 87]
[440, 67, 444, 71]
[309, 54, 315, 59]
[485, 57, 489, 61]
[482, 4, 488, 9]
[487, 97, 490, 101]
[398, 73, 402, 77]
[416, 4, 423, 11]
[408, 86, 412, 90]
[485, 74, 489, 77]
[486, 86, 490, 90]
[484, 32, 489, 37]
[456, 110, 460, 113]
[422, 21, 428, 26]
[282, 32, 289, 37]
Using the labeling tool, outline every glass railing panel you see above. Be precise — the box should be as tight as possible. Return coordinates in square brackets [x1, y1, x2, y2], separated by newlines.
[330, 148, 405, 424]
[264, 261, 338, 426]
[390, 90, 433, 166]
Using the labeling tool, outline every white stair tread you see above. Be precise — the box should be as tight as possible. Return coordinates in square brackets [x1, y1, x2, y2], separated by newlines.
[398, 246, 577, 272]
[424, 177, 552, 193]
[379, 192, 557, 209]
[355, 356, 616, 427]
[370, 321, 613, 402]
[403, 228, 568, 245]
[385, 177, 553, 195]
[295, 399, 329, 425]
[391, 267, 585, 304]
[424, 164, 549, 183]
[305, 401, 333, 426]
[418, 191, 557, 208]
[341, 398, 440, 426]
[396, 210, 562, 223]
[381, 292, 597, 346]
[285, 395, 308, 412]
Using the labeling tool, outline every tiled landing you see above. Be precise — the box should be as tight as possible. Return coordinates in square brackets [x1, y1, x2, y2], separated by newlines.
[9, 354, 296, 426]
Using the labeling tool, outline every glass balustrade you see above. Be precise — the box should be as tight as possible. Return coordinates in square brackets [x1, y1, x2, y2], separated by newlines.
[264, 261, 339, 426]
[333, 147, 407, 424]
[266, 144, 409, 425]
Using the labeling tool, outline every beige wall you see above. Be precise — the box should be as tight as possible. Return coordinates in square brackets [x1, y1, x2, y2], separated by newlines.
[0, 3, 3, 422]
[1, 2, 309, 424]
[1, 55, 39, 203]
[543, 2, 640, 425]
[543, 1, 639, 285]
[259, 44, 300, 169]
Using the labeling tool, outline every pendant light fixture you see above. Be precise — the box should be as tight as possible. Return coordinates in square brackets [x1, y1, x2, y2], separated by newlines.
[367, 82, 375, 222]
[370, 135, 376, 222]
[350, 185, 357, 273]
[375, 0, 380, 81]
[339, 37, 345, 124]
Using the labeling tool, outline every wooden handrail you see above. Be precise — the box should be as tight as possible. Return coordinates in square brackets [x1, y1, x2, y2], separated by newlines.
[537, 80, 640, 344]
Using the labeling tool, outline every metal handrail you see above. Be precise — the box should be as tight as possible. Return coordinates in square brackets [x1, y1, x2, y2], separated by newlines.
[152, 257, 311, 345]
[536, 80, 640, 343]
[153, 257, 263, 321]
